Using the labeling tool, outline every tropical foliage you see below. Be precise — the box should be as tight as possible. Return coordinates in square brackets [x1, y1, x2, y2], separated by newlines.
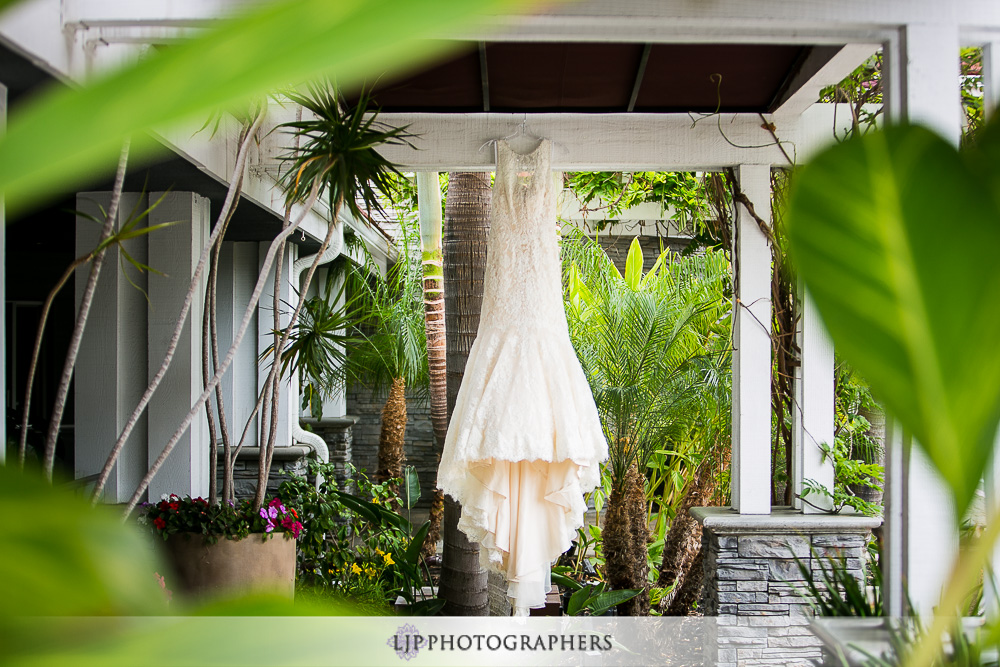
[278, 461, 440, 615]
[562, 232, 732, 615]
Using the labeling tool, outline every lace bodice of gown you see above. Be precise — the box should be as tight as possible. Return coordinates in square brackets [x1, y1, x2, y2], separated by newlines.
[437, 139, 608, 615]
[480, 139, 565, 335]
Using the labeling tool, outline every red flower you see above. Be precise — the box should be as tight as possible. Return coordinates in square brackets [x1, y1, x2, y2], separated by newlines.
[153, 517, 166, 530]
[290, 508, 298, 519]
[168, 502, 179, 511]
[157, 501, 168, 510]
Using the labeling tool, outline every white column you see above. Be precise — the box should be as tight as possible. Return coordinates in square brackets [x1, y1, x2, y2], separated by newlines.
[882, 22, 961, 618]
[215, 241, 260, 448]
[258, 241, 297, 449]
[74, 192, 148, 502]
[731, 163, 772, 515]
[791, 291, 835, 513]
[0, 82, 5, 465]
[981, 40, 1000, 620]
[147, 191, 210, 500]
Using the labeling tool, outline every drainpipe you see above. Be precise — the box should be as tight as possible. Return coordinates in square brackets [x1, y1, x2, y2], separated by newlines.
[291, 219, 345, 488]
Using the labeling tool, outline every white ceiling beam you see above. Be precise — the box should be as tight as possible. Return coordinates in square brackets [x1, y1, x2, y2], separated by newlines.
[772, 43, 880, 119]
[367, 110, 848, 171]
[449, 0, 1000, 45]
[62, 0, 252, 27]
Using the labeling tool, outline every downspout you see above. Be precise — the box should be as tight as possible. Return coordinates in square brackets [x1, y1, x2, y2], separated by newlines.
[291, 218, 345, 488]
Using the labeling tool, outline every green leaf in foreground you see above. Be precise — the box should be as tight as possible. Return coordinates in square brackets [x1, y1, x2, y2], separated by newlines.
[0, 0, 544, 214]
[785, 123, 1000, 517]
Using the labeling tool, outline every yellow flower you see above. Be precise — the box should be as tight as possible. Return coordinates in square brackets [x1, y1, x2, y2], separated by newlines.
[382, 552, 395, 566]
[351, 563, 362, 575]
[375, 548, 384, 556]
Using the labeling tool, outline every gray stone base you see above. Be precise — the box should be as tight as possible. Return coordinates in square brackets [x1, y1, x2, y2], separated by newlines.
[216, 445, 315, 501]
[302, 416, 356, 492]
[691, 507, 882, 666]
[215, 418, 356, 502]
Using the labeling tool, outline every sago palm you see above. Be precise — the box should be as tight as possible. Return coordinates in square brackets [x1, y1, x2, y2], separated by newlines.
[563, 233, 731, 615]
[346, 214, 429, 494]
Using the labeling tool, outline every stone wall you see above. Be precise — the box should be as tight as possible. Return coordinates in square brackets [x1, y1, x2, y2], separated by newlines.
[303, 416, 356, 491]
[691, 507, 882, 667]
[219, 446, 313, 501]
[596, 235, 691, 276]
[702, 532, 866, 617]
[346, 385, 437, 508]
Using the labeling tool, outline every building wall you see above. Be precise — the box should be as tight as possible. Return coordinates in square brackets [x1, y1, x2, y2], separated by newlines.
[346, 384, 436, 508]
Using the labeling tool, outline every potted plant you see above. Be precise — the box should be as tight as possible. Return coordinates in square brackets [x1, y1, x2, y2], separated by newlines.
[141, 494, 303, 599]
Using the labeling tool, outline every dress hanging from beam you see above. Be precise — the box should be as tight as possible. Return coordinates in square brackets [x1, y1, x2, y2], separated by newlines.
[438, 139, 608, 616]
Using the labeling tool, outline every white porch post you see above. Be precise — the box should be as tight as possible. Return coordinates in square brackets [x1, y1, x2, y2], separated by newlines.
[258, 241, 297, 450]
[211, 240, 262, 450]
[882, 22, 961, 618]
[74, 192, 149, 502]
[147, 191, 210, 500]
[981, 39, 1000, 619]
[0, 82, 5, 465]
[731, 163, 772, 515]
[216, 241, 261, 447]
[791, 291, 835, 513]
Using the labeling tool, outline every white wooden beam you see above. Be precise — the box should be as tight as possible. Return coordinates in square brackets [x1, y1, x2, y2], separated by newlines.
[791, 290, 835, 513]
[74, 192, 149, 501]
[731, 163, 772, 515]
[375, 113, 792, 171]
[772, 43, 881, 118]
[62, 0, 248, 27]
[448, 0, 1000, 46]
[147, 191, 211, 500]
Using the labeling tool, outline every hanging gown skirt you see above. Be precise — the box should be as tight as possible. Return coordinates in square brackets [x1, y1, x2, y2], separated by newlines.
[437, 139, 608, 615]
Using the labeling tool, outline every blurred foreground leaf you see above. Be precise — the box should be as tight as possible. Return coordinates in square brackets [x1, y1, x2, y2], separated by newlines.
[0, 466, 358, 665]
[785, 123, 1000, 518]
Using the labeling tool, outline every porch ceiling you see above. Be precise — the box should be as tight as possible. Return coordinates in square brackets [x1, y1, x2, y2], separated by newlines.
[346, 42, 839, 115]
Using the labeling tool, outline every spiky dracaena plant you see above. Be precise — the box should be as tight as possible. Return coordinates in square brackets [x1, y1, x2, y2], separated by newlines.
[563, 232, 731, 616]
[248, 82, 415, 510]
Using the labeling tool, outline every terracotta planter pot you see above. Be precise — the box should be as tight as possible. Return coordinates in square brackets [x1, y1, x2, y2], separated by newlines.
[163, 533, 296, 600]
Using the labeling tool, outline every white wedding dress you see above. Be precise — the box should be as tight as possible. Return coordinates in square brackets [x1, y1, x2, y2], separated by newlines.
[437, 139, 608, 616]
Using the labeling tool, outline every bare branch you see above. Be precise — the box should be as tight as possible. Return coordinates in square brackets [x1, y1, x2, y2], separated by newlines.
[93, 115, 263, 503]
[122, 181, 322, 518]
[43, 140, 130, 480]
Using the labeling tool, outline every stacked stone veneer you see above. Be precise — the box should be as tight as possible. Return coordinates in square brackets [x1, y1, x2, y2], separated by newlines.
[219, 445, 313, 501]
[216, 417, 355, 501]
[302, 416, 356, 491]
[346, 385, 436, 507]
[691, 507, 882, 667]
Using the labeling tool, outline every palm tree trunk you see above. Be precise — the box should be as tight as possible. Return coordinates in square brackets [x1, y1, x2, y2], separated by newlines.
[375, 375, 407, 491]
[604, 461, 650, 615]
[657, 444, 731, 614]
[417, 172, 447, 555]
[439, 171, 492, 616]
